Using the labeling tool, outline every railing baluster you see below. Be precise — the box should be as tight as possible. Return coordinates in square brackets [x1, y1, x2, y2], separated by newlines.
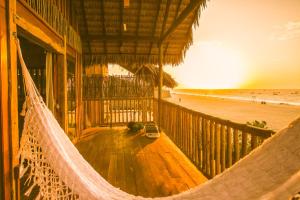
[202, 118, 207, 173]
[251, 135, 258, 149]
[234, 129, 240, 163]
[206, 119, 211, 176]
[226, 126, 233, 168]
[241, 132, 248, 157]
[221, 124, 226, 172]
[210, 121, 215, 177]
[215, 123, 221, 174]
[152, 99, 273, 179]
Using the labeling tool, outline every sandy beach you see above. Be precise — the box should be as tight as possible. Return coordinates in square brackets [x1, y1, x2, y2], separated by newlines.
[166, 93, 300, 131]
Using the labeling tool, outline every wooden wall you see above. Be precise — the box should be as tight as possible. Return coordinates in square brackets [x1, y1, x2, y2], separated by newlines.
[0, 0, 83, 199]
[0, 1, 10, 199]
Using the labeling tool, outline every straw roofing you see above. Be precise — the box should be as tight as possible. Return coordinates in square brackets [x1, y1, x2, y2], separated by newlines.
[121, 64, 177, 88]
[74, 0, 207, 66]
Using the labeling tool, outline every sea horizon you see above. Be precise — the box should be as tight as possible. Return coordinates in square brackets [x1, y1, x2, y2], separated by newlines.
[172, 88, 300, 106]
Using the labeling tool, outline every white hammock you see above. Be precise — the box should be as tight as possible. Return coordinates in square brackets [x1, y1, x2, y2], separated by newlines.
[17, 39, 300, 200]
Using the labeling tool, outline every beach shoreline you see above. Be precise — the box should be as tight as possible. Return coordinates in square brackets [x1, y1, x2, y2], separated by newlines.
[165, 92, 300, 131]
[172, 91, 300, 106]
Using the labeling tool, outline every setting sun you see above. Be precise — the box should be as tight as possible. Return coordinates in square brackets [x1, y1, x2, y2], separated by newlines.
[166, 42, 247, 89]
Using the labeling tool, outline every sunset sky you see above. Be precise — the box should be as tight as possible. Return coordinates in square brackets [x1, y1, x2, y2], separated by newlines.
[165, 0, 300, 89]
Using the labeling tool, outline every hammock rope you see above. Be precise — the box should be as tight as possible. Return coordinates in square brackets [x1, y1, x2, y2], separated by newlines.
[16, 38, 300, 200]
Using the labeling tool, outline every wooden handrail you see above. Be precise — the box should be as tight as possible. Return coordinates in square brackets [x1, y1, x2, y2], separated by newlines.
[19, 0, 81, 52]
[153, 98, 275, 178]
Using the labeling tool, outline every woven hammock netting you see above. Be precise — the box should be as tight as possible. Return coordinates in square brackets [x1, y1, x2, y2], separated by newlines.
[16, 38, 300, 200]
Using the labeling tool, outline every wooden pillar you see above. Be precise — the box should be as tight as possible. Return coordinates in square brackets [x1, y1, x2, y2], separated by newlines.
[75, 52, 82, 139]
[63, 36, 68, 133]
[6, 0, 20, 199]
[0, 0, 21, 198]
[158, 44, 163, 131]
[1, 1, 12, 199]
[55, 37, 68, 133]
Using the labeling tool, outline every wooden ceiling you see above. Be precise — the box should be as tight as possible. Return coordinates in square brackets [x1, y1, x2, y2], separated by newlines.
[73, 0, 207, 65]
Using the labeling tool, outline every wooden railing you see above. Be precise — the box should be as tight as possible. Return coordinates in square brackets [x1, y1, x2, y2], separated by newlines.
[82, 98, 154, 128]
[153, 99, 275, 178]
[81, 75, 155, 129]
[20, 0, 82, 52]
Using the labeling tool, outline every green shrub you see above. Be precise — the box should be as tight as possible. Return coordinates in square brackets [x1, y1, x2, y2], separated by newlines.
[127, 122, 144, 132]
[246, 120, 268, 129]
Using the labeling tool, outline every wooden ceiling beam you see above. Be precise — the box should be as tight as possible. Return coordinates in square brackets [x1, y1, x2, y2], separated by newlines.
[159, 0, 172, 61]
[80, 0, 91, 54]
[164, 0, 182, 57]
[159, 0, 203, 44]
[83, 52, 180, 56]
[83, 35, 160, 43]
[119, 0, 124, 53]
[100, 0, 107, 55]
[134, 0, 142, 54]
[160, 0, 172, 38]
[147, 0, 162, 57]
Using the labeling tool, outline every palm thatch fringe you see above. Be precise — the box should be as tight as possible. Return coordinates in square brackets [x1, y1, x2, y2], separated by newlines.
[77, 0, 207, 66]
[120, 64, 177, 88]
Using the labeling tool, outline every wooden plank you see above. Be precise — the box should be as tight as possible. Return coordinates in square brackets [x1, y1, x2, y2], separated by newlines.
[76, 128, 207, 197]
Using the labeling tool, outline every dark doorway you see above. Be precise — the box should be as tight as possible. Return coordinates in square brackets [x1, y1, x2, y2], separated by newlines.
[17, 36, 46, 138]
[67, 60, 76, 136]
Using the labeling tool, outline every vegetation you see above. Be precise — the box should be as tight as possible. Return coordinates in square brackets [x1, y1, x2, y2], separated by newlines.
[246, 120, 268, 129]
[127, 122, 144, 133]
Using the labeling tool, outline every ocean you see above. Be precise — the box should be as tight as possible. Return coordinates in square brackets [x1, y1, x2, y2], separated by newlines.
[172, 89, 300, 106]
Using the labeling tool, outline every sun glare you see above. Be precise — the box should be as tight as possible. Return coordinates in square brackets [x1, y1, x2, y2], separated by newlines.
[174, 42, 247, 89]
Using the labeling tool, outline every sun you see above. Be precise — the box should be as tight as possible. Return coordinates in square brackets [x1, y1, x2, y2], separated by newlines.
[173, 42, 247, 89]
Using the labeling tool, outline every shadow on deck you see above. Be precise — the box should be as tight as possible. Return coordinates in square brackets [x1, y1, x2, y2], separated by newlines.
[76, 127, 207, 198]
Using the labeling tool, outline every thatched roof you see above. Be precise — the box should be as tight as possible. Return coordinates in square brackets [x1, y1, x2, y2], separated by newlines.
[121, 64, 177, 88]
[74, 0, 207, 66]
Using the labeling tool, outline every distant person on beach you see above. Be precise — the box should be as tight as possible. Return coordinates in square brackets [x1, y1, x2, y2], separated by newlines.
[179, 98, 181, 102]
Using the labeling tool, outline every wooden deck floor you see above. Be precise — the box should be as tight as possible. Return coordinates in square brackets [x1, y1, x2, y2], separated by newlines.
[76, 127, 207, 198]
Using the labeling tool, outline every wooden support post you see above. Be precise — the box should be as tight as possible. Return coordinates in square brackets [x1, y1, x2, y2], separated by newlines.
[63, 36, 68, 133]
[233, 129, 240, 163]
[158, 44, 163, 131]
[1, 0, 11, 198]
[75, 52, 82, 139]
[7, 0, 20, 199]
[55, 37, 68, 133]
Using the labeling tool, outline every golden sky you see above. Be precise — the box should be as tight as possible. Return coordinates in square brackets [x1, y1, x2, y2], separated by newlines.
[165, 0, 300, 89]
